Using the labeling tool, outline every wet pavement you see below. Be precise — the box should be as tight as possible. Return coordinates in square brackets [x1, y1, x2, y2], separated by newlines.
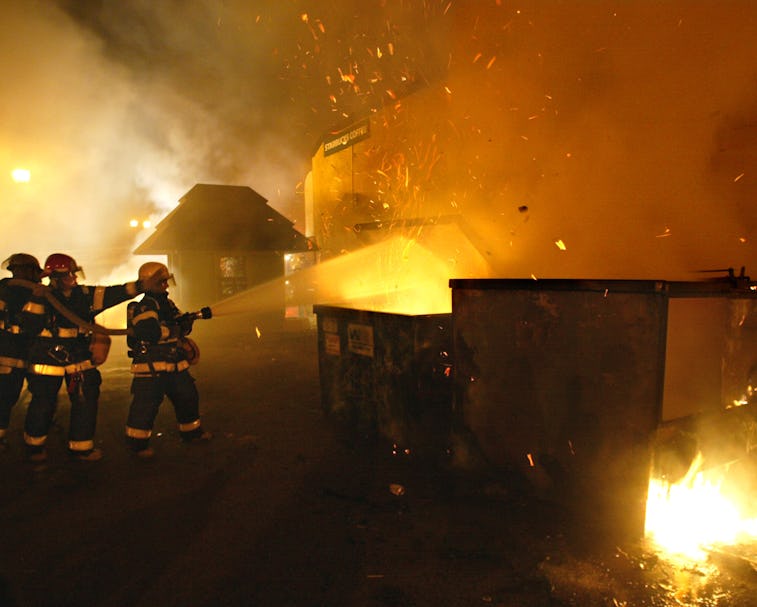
[1, 327, 756, 607]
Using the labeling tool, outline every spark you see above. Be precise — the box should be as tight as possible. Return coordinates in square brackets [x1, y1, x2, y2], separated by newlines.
[656, 227, 672, 238]
[338, 67, 355, 83]
[555, 239, 567, 250]
[734, 172, 744, 182]
[526, 453, 535, 467]
[486, 56, 496, 69]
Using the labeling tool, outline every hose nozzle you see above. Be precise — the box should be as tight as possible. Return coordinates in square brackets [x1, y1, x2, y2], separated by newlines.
[188, 306, 213, 321]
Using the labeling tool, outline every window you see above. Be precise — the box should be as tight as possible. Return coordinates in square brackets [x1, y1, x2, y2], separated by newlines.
[219, 256, 247, 297]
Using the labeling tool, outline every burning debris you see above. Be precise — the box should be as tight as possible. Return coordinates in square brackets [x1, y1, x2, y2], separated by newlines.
[645, 450, 757, 561]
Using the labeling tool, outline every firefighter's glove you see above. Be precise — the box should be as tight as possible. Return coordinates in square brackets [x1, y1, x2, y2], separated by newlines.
[178, 314, 194, 336]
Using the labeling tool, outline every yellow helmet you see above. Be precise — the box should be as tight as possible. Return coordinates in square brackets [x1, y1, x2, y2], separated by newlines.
[138, 261, 174, 287]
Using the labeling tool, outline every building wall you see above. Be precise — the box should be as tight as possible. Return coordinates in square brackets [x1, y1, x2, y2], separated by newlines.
[168, 251, 284, 316]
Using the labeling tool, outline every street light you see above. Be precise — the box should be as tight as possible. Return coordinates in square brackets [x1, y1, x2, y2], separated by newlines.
[130, 219, 152, 229]
[11, 168, 31, 183]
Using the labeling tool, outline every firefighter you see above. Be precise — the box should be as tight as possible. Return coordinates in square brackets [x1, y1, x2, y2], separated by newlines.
[0, 253, 44, 449]
[125, 261, 211, 459]
[21, 253, 151, 463]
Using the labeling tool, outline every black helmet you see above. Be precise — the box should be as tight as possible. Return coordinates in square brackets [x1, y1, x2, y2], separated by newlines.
[2, 253, 43, 274]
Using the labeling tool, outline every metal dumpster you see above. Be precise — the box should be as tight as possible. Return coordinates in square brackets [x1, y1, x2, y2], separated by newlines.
[449, 276, 757, 540]
[314, 305, 453, 457]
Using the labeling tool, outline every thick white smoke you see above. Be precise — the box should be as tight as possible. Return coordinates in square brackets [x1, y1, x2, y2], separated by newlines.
[0, 2, 307, 282]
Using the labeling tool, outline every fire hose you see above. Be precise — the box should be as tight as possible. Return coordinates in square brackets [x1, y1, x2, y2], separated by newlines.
[8, 278, 128, 336]
[6, 278, 212, 365]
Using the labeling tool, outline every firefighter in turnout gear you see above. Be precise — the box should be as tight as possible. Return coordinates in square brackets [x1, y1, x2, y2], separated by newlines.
[21, 253, 149, 463]
[0, 254, 44, 449]
[125, 262, 211, 459]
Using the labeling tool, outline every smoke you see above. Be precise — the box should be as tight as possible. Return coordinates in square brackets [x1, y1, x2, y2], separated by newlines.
[1, 0, 755, 290]
[0, 1, 314, 281]
[308, 2, 756, 283]
[441, 2, 757, 279]
[1, 3, 174, 278]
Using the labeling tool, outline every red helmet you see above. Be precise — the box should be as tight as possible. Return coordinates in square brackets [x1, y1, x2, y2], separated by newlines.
[43, 253, 84, 279]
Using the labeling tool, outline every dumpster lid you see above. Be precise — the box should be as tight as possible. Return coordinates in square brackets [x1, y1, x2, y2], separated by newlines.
[449, 277, 757, 298]
[448, 278, 666, 294]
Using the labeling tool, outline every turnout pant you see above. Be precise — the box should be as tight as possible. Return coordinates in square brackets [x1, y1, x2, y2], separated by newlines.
[0, 368, 26, 437]
[24, 368, 102, 453]
[126, 370, 201, 451]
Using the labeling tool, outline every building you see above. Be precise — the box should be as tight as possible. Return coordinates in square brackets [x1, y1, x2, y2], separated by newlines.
[134, 183, 315, 333]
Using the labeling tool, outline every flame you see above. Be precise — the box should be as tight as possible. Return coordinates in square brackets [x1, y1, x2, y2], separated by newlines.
[645, 452, 757, 560]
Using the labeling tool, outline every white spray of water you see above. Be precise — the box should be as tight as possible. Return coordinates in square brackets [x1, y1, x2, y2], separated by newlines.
[208, 234, 484, 319]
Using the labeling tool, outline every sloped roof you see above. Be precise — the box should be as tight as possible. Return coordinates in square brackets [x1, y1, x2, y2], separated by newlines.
[134, 184, 315, 254]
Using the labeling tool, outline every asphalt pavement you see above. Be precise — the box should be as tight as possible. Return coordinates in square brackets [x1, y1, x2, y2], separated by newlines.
[1, 326, 756, 607]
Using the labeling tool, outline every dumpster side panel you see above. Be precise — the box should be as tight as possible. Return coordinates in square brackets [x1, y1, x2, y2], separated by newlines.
[316, 308, 378, 434]
[315, 305, 453, 453]
[663, 297, 757, 420]
[451, 284, 667, 539]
